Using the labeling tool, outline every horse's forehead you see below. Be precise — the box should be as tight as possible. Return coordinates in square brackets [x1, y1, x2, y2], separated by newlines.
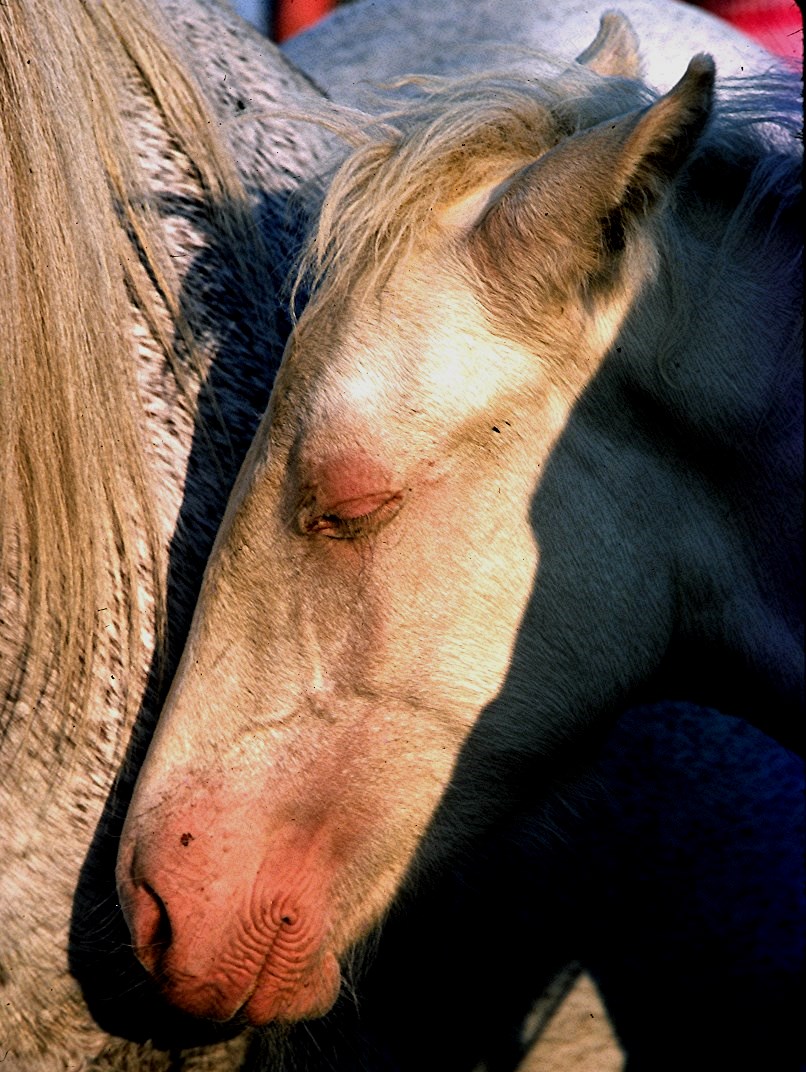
[298, 263, 536, 440]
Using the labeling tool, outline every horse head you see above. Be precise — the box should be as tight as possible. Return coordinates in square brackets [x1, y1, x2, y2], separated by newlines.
[117, 13, 801, 1028]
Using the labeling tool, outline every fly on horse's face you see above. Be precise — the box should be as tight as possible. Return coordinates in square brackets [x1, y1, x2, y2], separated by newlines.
[117, 15, 801, 1031]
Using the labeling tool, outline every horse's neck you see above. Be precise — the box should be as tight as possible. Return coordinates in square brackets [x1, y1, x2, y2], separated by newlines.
[681, 170, 799, 434]
[687, 181, 802, 532]
[659, 189, 802, 741]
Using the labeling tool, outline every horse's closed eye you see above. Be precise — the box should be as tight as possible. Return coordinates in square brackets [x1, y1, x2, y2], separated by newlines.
[302, 493, 404, 538]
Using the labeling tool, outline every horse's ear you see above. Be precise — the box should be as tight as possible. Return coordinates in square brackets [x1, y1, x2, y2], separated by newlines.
[470, 54, 715, 297]
[575, 12, 643, 79]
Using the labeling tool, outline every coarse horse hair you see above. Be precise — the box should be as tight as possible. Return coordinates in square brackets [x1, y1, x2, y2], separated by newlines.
[0, 0, 273, 759]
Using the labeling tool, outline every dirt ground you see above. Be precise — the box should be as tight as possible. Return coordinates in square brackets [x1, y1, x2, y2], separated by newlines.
[518, 972, 624, 1072]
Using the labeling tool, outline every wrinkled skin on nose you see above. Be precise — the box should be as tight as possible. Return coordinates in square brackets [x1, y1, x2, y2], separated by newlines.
[117, 779, 343, 1024]
[116, 689, 476, 1025]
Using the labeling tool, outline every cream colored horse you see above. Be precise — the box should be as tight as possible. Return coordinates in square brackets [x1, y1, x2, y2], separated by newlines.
[118, 6, 802, 1051]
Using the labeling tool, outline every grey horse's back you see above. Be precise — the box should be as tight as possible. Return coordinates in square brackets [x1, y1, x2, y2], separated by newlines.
[282, 0, 783, 102]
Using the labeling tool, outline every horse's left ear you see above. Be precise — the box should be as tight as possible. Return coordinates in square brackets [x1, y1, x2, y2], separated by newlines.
[470, 55, 715, 297]
[575, 12, 643, 79]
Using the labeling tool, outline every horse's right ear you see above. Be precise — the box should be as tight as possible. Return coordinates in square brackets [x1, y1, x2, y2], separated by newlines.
[575, 12, 643, 79]
[469, 54, 715, 302]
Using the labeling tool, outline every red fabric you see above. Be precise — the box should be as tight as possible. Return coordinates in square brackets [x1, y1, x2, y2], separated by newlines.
[273, 0, 335, 42]
[694, 0, 803, 64]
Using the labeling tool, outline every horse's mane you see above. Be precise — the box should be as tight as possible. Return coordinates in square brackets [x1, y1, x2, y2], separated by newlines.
[293, 61, 802, 340]
[0, 0, 268, 752]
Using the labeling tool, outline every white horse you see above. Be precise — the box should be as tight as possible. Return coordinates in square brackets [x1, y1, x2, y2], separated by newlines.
[117, 6, 802, 1066]
[283, 0, 791, 100]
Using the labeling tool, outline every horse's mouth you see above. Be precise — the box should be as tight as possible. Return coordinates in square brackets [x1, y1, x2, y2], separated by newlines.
[152, 939, 342, 1026]
[241, 947, 342, 1025]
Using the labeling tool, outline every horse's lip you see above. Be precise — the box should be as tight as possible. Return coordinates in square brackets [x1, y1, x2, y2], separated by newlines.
[163, 932, 342, 1026]
[239, 947, 342, 1026]
[156, 957, 263, 1024]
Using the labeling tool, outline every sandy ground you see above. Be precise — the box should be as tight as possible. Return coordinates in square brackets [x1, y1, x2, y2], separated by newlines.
[518, 972, 624, 1072]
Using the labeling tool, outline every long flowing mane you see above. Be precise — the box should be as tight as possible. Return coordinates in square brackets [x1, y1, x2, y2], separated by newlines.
[293, 62, 802, 347]
[0, 0, 271, 751]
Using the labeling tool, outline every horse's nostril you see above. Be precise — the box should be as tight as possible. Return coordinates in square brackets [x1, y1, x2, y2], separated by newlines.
[144, 882, 173, 946]
[128, 879, 172, 972]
